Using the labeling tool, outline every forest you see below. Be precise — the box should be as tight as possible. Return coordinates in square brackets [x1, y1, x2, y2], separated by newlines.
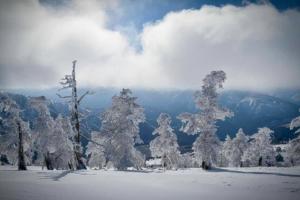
[1, 62, 299, 171]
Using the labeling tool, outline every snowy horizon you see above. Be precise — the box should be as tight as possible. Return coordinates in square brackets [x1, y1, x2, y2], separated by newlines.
[0, 0, 300, 91]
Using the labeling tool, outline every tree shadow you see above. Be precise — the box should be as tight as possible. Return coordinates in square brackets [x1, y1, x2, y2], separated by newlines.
[209, 168, 300, 178]
[52, 170, 72, 181]
[71, 171, 97, 176]
[37, 168, 151, 181]
[116, 169, 151, 173]
[37, 170, 72, 181]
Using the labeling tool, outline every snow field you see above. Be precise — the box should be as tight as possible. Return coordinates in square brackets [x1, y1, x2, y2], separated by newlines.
[0, 166, 300, 200]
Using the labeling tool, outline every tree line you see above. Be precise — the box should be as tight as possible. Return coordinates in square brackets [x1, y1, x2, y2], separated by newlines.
[0, 62, 299, 171]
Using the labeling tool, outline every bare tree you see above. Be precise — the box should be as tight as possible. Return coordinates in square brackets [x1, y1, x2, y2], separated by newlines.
[57, 60, 92, 170]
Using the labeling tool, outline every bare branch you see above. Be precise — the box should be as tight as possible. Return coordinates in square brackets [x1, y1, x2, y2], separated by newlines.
[56, 93, 72, 99]
[59, 81, 72, 86]
[58, 86, 72, 91]
[78, 91, 94, 104]
[79, 133, 105, 148]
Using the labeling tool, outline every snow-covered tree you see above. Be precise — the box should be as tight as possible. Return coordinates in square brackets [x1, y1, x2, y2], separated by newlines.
[230, 128, 248, 167]
[288, 112, 300, 166]
[242, 127, 275, 167]
[179, 152, 196, 168]
[98, 89, 146, 170]
[221, 135, 233, 167]
[287, 137, 300, 166]
[177, 71, 233, 169]
[57, 60, 92, 170]
[220, 129, 249, 167]
[150, 113, 181, 169]
[0, 93, 32, 170]
[53, 115, 76, 169]
[290, 113, 300, 134]
[86, 131, 106, 169]
[30, 97, 75, 170]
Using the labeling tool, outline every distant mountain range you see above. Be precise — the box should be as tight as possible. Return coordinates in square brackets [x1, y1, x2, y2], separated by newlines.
[2, 88, 300, 148]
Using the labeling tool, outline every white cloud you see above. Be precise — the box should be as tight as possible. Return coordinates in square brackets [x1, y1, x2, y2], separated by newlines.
[141, 4, 300, 90]
[0, 1, 299, 91]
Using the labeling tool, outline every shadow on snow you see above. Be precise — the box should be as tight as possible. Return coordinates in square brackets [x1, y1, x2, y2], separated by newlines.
[37, 170, 73, 181]
[34, 167, 300, 181]
[37, 169, 150, 181]
[210, 168, 300, 178]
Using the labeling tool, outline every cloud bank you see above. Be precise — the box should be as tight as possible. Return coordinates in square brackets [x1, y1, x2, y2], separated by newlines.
[0, 0, 299, 91]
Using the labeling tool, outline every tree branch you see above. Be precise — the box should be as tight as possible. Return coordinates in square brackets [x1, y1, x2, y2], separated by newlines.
[79, 133, 105, 148]
[78, 91, 94, 104]
[56, 93, 72, 99]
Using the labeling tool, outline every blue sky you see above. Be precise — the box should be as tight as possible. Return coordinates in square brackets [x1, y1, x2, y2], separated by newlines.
[108, 0, 300, 29]
[40, 0, 300, 30]
[0, 0, 300, 90]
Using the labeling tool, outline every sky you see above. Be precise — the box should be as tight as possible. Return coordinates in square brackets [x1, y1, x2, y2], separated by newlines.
[0, 0, 299, 91]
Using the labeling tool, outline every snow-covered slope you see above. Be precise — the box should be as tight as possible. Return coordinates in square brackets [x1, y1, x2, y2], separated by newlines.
[0, 166, 299, 200]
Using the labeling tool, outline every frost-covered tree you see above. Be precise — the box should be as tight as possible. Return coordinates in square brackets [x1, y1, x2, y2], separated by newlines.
[99, 89, 146, 170]
[221, 129, 248, 167]
[53, 115, 76, 169]
[242, 127, 275, 167]
[0, 93, 32, 170]
[179, 152, 196, 168]
[57, 60, 92, 170]
[221, 135, 233, 167]
[290, 113, 300, 134]
[150, 113, 181, 169]
[177, 71, 233, 169]
[85, 131, 106, 169]
[288, 112, 300, 166]
[30, 97, 75, 170]
[288, 137, 300, 166]
[230, 128, 248, 167]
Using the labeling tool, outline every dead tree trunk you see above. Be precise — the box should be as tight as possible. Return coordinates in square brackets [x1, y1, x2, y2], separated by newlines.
[71, 61, 86, 170]
[17, 121, 27, 171]
[57, 60, 92, 170]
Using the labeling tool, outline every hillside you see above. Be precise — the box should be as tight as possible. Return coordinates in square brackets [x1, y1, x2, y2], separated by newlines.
[3, 89, 299, 147]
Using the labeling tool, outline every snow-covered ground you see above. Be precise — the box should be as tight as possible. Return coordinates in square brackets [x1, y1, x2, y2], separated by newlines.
[0, 166, 300, 200]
